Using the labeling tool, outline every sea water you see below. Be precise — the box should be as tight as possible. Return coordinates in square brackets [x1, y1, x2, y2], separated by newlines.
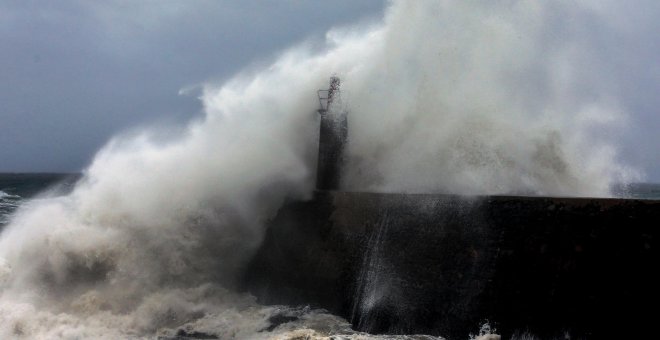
[0, 174, 79, 228]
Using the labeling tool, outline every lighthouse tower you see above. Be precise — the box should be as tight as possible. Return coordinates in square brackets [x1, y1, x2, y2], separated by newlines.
[316, 76, 348, 191]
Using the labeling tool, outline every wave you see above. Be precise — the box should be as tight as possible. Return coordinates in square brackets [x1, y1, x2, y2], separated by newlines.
[0, 1, 638, 338]
[0, 190, 20, 200]
[0, 191, 22, 227]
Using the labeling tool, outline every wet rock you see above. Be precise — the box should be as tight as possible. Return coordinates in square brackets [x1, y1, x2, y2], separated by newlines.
[158, 329, 218, 340]
[261, 313, 300, 332]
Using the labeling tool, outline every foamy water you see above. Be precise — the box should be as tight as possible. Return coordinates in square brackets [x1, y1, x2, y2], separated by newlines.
[0, 191, 21, 226]
[0, 191, 20, 201]
[0, 1, 638, 339]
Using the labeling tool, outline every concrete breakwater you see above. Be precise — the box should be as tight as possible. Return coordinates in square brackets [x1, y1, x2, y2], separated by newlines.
[245, 191, 658, 339]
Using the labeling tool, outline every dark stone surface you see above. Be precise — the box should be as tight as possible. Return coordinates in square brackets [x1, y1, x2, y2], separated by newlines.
[244, 191, 659, 340]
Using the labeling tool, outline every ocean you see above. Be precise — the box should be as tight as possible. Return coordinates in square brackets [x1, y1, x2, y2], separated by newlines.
[0, 173, 79, 227]
[621, 182, 660, 200]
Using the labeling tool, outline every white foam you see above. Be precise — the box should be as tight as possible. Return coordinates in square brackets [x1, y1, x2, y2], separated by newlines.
[0, 190, 19, 200]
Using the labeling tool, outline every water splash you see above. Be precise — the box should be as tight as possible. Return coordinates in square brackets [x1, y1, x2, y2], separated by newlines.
[0, 0, 638, 338]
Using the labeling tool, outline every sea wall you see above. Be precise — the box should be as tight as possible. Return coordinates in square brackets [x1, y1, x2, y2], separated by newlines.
[244, 191, 659, 339]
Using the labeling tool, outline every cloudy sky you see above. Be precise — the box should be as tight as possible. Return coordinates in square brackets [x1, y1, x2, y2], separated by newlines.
[1, 1, 659, 181]
[0, 0, 386, 172]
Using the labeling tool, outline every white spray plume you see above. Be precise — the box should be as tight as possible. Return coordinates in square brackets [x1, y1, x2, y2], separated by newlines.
[0, 1, 636, 338]
[340, 1, 636, 195]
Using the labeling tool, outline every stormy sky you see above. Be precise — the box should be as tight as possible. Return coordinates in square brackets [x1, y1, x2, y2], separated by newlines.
[1, 1, 659, 181]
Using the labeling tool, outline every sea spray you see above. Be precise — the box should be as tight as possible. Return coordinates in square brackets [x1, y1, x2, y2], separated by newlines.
[0, 0, 637, 338]
[339, 1, 636, 195]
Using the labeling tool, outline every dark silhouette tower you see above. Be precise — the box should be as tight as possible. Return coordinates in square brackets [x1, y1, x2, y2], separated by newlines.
[316, 76, 348, 191]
